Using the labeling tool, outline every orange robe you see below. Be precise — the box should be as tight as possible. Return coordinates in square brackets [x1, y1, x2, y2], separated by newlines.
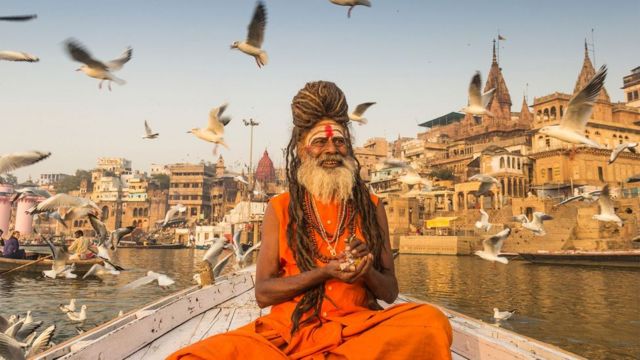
[168, 193, 452, 360]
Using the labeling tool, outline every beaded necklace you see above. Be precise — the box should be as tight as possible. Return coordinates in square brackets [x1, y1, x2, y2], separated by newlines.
[302, 192, 355, 263]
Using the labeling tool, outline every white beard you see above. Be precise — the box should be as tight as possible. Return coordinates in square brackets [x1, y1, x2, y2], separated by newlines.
[297, 154, 357, 204]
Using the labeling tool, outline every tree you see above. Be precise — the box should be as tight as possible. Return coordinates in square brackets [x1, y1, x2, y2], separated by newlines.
[0, 173, 18, 185]
[428, 168, 455, 181]
[55, 169, 92, 193]
[151, 174, 170, 190]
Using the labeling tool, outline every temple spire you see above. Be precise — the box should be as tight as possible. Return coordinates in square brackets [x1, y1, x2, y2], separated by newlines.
[573, 41, 610, 101]
[492, 39, 497, 64]
[519, 96, 531, 122]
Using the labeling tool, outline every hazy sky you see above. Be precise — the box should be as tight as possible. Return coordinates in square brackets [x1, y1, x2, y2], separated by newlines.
[2, 0, 638, 182]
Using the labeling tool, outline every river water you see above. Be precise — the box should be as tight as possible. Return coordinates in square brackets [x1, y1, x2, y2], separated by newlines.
[1, 249, 638, 359]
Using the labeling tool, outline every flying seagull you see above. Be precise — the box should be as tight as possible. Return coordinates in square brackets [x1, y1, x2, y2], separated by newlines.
[0, 14, 37, 21]
[349, 102, 376, 125]
[553, 190, 602, 207]
[512, 212, 553, 236]
[538, 65, 607, 148]
[0, 51, 39, 62]
[592, 184, 622, 227]
[143, 120, 159, 139]
[608, 142, 638, 164]
[0, 151, 50, 174]
[474, 227, 511, 264]
[64, 38, 132, 91]
[162, 204, 187, 228]
[461, 71, 495, 117]
[26, 193, 99, 216]
[329, 0, 372, 18]
[187, 103, 230, 153]
[468, 174, 501, 197]
[474, 209, 491, 232]
[231, 230, 261, 268]
[493, 308, 515, 321]
[231, 1, 268, 68]
[122, 271, 175, 290]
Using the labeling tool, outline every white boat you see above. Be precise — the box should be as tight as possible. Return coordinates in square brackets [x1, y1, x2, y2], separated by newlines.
[34, 268, 585, 360]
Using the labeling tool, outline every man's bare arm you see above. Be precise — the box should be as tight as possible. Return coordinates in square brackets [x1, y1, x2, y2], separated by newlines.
[255, 204, 330, 308]
[362, 201, 399, 304]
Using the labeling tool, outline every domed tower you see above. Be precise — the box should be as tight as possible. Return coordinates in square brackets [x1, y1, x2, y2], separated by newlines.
[255, 150, 276, 184]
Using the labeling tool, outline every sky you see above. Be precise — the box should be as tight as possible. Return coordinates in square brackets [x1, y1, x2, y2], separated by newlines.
[1, 0, 638, 182]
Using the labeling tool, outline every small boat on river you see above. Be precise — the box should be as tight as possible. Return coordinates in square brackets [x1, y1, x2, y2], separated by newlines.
[34, 268, 585, 360]
[519, 250, 640, 268]
[0, 256, 103, 274]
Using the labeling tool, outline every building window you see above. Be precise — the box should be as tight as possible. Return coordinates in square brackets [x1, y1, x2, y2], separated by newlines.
[550, 107, 557, 120]
[598, 167, 604, 181]
[545, 138, 551, 148]
[547, 168, 553, 181]
[517, 159, 521, 170]
[191, 207, 197, 216]
[629, 92, 634, 102]
[634, 90, 639, 100]
[500, 157, 505, 168]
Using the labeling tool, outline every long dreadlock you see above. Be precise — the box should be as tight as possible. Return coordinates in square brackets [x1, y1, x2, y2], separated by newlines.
[286, 81, 386, 334]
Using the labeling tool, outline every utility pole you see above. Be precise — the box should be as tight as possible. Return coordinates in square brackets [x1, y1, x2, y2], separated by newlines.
[243, 119, 260, 244]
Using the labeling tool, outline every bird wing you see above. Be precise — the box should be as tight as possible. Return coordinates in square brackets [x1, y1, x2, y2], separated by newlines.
[560, 65, 607, 132]
[476, 182, 493, 196]
[122, 273, 158, 290]
[0, 50, 39, 62]
[532, 212, 552, 226]
[246, 2, 267, 48]
[64, 39, 107, 69]
[481, 88, 496, 109]
[0, 151, 50, 174]
[468, 72, 483, 107]
[0, 332, 26, 360]
[610, 143, 627, 163]
[219, 116, 232, 126]
[479, 209, 489, 223]
[82, 264, 102, 279]
[15, 321, 42, 341]
[156, 274, 175, 287]
[24, 325, 55, 358]
[207, 105, 227, 134]
[0, 316, 8, 333]
[88, 214, 108, 244]
[213, 253, 234, 277]
[112, 226, 134, 246]
[105, 47, 132, 71]
[232, 230, 243, 257]
[203, 240, 225, 264]
[482, 234, 503, 256]
[555, 195, 584, 207]
[512, 214, 529, 223]
[144, 120, 154, 136]
[240, 241, 261, 262]
[352, 102, 376, 117]
[598, 184, 616, 216]
[29, 193, 84, 214]
[0, 14, 37, 21]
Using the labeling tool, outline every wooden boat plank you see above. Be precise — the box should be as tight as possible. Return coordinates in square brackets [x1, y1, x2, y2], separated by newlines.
[189, 308, 223, 342]
[35, 273, 254, 360]
[137, 313, 206, 360]
[228, 307, 261, 332]
[200, 308, 236, 338]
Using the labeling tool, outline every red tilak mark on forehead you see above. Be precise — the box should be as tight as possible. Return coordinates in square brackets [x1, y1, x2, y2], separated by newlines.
[324, 125, 334, 138]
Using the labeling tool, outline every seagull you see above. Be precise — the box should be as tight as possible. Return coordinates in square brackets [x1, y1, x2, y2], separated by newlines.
[188, 104, 230, 154]
[0, 323, 55, 360]
[11, 187, 50, 204]
[592, 184, 623, 227]
[231, 230, 261, 268]
[109, 225, 136, 250]
[461, 71, 495, 117]
[59, 299, 76, 313]
[0, 151, 50, 174]
[194, 237, 234, 285]
[42, 236, 77, 279]
[122, 271, 175, 290]
[0, 14, 37, 21]
[66, 305, 87, 322]
[26, 193, 99, 216]
[0, 51, 39, 62]
[553, 190, 602, 207]
[83, 263, 120, 279]
[143, 120, 159, 139]
[329, 0, 372, 18]
[22, 312, 33, 326]
[162, 204, 187, 228]
[64, 38, 132, 91]
[349, 102, 376, 125]
[512, 212, 553, 236]
[493, 308, 515, 321]
[475, 209, 491, 232]
[474, 227, 511, 264]
[231, 1, 268, 68]
[608, 142, 638, 164]
[538, 65, 607, 148]
[468, 174, 501, 197]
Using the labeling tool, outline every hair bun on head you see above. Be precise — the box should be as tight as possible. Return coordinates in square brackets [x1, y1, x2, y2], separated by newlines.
[291, 81, 349, 129]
